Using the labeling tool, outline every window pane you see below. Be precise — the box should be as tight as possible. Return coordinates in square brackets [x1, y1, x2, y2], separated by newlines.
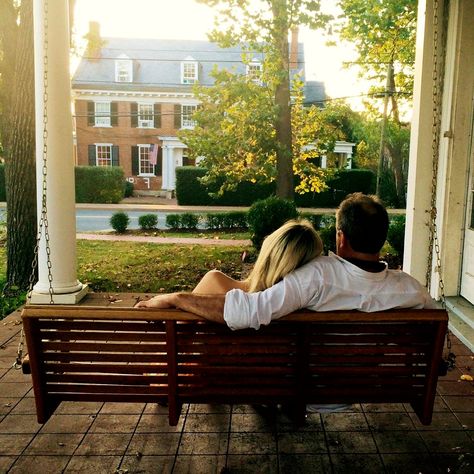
[183, 62, 197, 83]
[139, 145, 155, 175]
[95, 102, 111, 126]
[96, 145, 111, 166]
[138, 104, 154, 128]
[182, 105, 197, 128]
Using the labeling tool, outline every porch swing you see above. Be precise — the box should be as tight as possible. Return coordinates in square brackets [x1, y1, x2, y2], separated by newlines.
[16, 0, 449, 427]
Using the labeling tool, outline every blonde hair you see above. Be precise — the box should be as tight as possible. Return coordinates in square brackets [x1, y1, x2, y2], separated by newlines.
[246, 219, 323, 292]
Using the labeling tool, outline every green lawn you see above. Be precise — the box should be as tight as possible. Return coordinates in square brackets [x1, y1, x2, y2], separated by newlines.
[0, 238, 250, 308]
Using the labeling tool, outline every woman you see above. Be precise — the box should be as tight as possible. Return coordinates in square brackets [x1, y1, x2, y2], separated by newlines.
[192, 219, 323, 295]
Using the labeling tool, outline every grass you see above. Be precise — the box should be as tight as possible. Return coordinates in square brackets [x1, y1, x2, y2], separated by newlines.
[0, 240, 250, 318]
[76, 240, 249, 293]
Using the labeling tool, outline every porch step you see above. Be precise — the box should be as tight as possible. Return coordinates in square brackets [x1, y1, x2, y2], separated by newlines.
[445, 296, 474, 352]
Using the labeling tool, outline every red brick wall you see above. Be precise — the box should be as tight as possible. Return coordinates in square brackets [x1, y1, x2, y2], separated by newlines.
[75, 99, 179, 191]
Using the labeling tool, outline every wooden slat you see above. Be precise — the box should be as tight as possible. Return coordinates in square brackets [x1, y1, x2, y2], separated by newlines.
[46, 374, 168, 385]
[42, 341, 167, 353]
[37, 320, 167, 332]
[47, 384, 166, 395]
[309, 346, 430, 355]
[42, 353, 168, 363]
[43, 363, 167, 374]
[51, 393, 167, 403]
[38, 331, 168, 342]
[22, 305, 448, 323]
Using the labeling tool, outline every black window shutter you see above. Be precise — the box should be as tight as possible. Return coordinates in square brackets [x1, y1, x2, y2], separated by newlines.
[131, 146, 139, 175]
[111, 102, 118, 126]
[155, 147, 162, 176]
[87, 101, 95, 126]
[154, 103, 161, 128]
[174, 104, 181, 129]
[88, 145, 96, 165]
[131, 102, 138, 128]
[111, 145, 119, 166]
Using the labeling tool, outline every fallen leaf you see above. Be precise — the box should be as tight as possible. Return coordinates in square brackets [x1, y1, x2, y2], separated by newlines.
[460, 374, 473, 382]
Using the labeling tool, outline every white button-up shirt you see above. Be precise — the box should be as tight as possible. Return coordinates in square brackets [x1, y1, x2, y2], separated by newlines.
[224, 253, 436, 330]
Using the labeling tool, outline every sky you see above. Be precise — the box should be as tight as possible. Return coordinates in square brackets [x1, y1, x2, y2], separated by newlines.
[73, 0, 367, 107]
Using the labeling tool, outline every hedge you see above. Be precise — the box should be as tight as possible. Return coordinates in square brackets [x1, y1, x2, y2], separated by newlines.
[75, 166, 125, 204]
[176, 167, 375, 207]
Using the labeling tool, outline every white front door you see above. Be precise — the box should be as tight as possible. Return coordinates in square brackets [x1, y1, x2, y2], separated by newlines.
[460, 109, 474, 304]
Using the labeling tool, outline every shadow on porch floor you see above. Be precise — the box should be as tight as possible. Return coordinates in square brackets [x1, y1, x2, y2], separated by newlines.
[0, 293, 472, 473]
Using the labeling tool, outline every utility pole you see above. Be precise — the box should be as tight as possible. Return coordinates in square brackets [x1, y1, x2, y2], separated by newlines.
[376, 62, 394, 197]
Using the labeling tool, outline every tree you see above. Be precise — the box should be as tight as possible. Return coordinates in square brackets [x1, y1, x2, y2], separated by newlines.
[0, 0, 37, 292]
[180, 71, 340, 197]
[195, 0, 330, 199]
[332, 0, 417, 206]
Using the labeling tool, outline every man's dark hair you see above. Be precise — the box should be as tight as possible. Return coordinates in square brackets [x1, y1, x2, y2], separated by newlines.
[336, 193, 389, 254]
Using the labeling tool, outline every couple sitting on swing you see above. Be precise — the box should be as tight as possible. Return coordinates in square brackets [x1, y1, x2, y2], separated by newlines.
[137, 192, 435, 323]
[137, 192, 435, 412]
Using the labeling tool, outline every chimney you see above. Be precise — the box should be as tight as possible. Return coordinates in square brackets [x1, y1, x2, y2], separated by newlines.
[86, 21, 102, 59]
[289, 27, 299, 70]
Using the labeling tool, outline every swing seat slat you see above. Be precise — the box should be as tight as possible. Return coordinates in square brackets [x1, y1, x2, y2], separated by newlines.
[21, 305, 448, 426]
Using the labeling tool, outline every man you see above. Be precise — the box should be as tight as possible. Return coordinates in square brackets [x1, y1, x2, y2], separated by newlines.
[136, 193, 435, 327]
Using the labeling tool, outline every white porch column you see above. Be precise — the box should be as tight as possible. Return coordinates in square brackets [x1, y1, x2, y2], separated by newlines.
[161, 145, 173, 190]
[403, 0, 444, 289]
[31, 0, 88, 303]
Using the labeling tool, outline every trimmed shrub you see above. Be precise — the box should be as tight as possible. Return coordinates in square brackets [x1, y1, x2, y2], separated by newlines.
[176, 167, 375, 208]
[110, 212, 129, 233]
[295, 169, 376, 208]
[124, 180, 134, 198]
[222, 211, 248, 229]
[205, 212, 248, 230]
[175, 166, 274, 206]
[166, 214, 182, 230]
[75, 166, 125, 204]
[0, 165, 5, 202]
[247, 196, 299, 249]
[300, 213, 323, 230]
[180, 213, 200, 230]
[138, 213, 158, 230]
[387, 214, 406, 258]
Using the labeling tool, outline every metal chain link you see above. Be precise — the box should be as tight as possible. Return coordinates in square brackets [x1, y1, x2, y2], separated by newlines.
[426, 0, 453, 357]
[15, 0, 54, 369]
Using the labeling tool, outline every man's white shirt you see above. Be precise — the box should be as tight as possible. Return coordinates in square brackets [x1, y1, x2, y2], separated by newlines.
[224, 252, 437, 330]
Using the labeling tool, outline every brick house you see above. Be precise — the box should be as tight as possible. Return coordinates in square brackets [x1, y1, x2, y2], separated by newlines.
[71, 25, 326, 194]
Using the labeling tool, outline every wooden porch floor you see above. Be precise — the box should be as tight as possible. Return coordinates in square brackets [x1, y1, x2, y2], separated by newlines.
[0, 293, 473, 473]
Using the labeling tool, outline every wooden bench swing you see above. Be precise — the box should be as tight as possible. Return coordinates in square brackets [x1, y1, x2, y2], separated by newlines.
[21, 304, 448, 426]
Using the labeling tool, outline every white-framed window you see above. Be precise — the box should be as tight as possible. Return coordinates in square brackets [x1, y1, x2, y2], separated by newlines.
[115, 56, 133, 82]
[94, 102, 111, 127]
[95, 143, 112, 167]
[181, 59, 198, 84]
[138, 144, 155, 175]
[246, 61, 262, 83]
[138, 103, 154, 128]
[181, 105, 197, 128]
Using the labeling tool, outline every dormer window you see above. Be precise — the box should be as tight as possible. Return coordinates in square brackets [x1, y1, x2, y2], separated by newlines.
[246, 60, 262, 83]
[181, 57, 198, 84]
[115, 55, 133, 83]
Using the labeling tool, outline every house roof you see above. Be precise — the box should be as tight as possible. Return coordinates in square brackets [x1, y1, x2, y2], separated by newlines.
[72, 38, 326, 102]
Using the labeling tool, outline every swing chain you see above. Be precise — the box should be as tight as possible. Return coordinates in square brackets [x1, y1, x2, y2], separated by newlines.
[426, 0, 454, 372]
[15, 0, 54, 369]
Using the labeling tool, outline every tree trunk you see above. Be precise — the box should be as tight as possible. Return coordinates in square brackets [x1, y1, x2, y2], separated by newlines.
[272, 0, 294, 200]
[4, 0, 37, 291]
[387, 142, 406, 208]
